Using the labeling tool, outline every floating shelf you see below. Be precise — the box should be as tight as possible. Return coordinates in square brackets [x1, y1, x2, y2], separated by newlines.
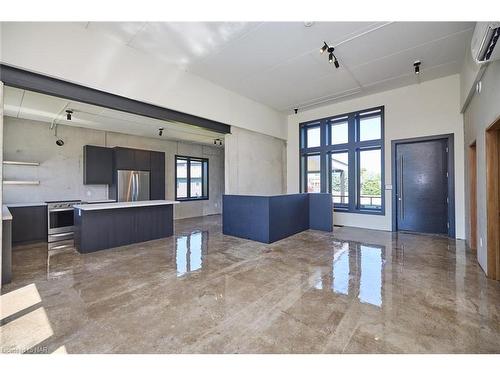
[3, 160, 40, 166]
[3, 180, 40, 185]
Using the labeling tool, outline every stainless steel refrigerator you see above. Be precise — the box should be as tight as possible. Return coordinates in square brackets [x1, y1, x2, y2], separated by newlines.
[117, 170, 150, 202]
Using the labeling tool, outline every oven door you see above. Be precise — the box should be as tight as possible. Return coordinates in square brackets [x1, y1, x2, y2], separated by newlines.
[48, 208, 75, 234]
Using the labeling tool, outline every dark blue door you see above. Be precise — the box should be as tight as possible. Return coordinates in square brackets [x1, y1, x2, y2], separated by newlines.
[396, 139, 448, 234]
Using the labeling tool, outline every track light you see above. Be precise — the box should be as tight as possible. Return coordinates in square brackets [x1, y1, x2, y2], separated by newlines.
[414, 60, 421, 75]
[320, 42, 328, 54]
[66, 110, 73, 121]
[320, 42, 340, 68]
[158, 127, 164, 136]
[213, 138, 223, 146]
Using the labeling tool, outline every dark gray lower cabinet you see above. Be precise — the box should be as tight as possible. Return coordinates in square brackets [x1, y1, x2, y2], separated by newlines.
[74, 204, 173, 253]
[2, 218, 12, 284]
[9, 205, 48, 244]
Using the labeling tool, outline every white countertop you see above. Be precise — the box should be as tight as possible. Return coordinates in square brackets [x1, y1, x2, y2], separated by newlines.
[2, 205, 13, 221]
[73, 200, 178, 211]
[5, 202, 48, 207]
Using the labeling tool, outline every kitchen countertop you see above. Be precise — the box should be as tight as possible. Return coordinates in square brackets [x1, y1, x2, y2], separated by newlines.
[5, 202, 48, 207]
[4, 199, 116, 207]
[73, 200, 178, 211]
[2, 205, 13, 221]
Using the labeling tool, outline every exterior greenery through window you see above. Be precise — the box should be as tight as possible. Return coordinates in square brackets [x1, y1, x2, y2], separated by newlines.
[299, 106, 384, 214]
[175, 155, 209, 201]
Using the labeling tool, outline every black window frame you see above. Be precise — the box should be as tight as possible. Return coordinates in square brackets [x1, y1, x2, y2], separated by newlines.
[299, 106, 385, 215]
[175, 155, 209, 201]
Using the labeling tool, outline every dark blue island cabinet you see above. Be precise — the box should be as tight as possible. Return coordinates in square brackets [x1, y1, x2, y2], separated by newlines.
[73, 200, 177, 253]
[223, 193, 333, 243]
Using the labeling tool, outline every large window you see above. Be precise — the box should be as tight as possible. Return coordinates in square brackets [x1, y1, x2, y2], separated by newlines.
[300, 106, 384, 214]
[175, 155, 209, 201]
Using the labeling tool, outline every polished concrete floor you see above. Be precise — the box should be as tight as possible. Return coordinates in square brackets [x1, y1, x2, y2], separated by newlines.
[1, 215, 499, 354]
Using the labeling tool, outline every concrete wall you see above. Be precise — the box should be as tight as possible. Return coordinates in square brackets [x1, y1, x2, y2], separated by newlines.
[225, 126, 286, 195]
[3, 116, 224, 219]
[0, 22, 287, 140]
[287, 75, 466, 239]
[463, 60, 500, 274]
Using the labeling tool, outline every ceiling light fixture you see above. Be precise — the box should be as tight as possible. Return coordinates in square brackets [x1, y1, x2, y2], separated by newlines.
[213, 138, 223, 146]
[320, 42, 328, 54]
[304, 22, 315, 28]
[158, 127, 164, 136]
[413, 60, 421, 75]
[66, 109, 73, 121]
[320, 42, 340, 68]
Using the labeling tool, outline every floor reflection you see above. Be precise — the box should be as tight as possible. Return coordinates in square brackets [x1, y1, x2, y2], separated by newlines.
[327, 241, 384, 307]
[176, 231, 208, 277]
[358, 245, 383, 307]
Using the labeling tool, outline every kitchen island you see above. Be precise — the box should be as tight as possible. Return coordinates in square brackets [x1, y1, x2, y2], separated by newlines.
[73, 200, 178, 253]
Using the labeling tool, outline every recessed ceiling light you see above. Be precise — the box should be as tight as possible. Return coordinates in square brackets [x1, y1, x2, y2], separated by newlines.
[304, 22, 315, 27]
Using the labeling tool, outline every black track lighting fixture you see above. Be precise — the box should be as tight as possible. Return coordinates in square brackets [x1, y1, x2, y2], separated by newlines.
[414, 60, 421, 75]
[294, 108, 298, 114]
[320, 42, 328, 54]
[320, 42, 340, 68]
[158, 127, 164, 136]
[66, 109, 73, 121]
[213, 138, 223, 146]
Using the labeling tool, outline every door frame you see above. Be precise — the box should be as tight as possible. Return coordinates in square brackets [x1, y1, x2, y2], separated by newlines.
[391, 133, 455, 237]
[468, 141, 477, 250]
[485, 117, 500, 280]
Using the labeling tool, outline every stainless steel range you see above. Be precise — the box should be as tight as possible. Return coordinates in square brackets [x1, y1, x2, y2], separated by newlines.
[46, 200, 81, 250]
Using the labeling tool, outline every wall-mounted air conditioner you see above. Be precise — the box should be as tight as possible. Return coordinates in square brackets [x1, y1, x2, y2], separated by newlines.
[471, 22, 500, 64]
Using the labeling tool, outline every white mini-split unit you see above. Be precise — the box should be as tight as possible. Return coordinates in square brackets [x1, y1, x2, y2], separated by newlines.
[471, 22, 500, 64]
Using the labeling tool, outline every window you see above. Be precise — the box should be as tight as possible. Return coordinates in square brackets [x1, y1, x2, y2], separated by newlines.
[175, 156, 208, 201]
[306, 154, 321, 192]
[299, 106, 384, 214]
[330, 151, 349, 206]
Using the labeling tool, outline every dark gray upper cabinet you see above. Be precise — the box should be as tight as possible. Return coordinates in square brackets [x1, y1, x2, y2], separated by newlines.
[135, 149, 151, 171]
[114, 147, 151, 171]
[83, 145, 113, 185]
[150, 151, 165, 200]
[114, 147, 136, 170]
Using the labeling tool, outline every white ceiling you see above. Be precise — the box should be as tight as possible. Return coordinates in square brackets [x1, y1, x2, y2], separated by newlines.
[3, 87, 225, 146]
[82, 21, 474, 112]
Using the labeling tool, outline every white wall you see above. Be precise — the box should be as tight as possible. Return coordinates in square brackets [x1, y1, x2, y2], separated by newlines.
[0, 22, 287, 140]
[287, 75, 466, 239]
[3, 117, 224, 220]
[463, 59, 500, 274]
[225, 126, 286, 195]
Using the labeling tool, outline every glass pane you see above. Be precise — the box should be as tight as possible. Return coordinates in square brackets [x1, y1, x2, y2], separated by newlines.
[190, 160, 203, 198]
[202, 161, 208, 197]
[359, 149, 382, 209]
[306, 126, 321, 148]
[331, 152, 349, 205]
[330, 121, 348, 145]
[307, 154, 321, 192]
[176, 158, 188, 198]
[359, 115, 381, 141]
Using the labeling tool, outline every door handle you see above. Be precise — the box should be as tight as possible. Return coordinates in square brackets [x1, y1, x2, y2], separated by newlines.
[400, 156, 404, 219]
